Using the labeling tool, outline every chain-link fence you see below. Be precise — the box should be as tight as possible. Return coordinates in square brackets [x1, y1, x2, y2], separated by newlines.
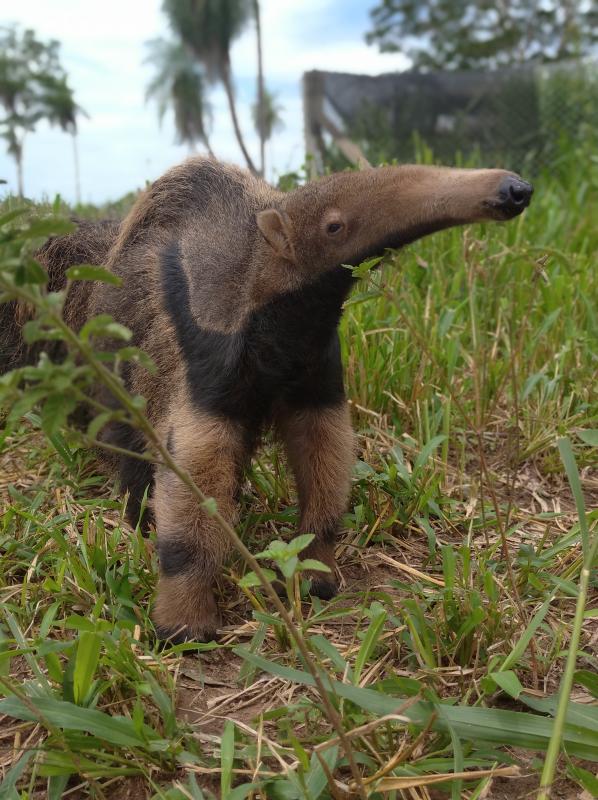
[303, 60, 598, 174]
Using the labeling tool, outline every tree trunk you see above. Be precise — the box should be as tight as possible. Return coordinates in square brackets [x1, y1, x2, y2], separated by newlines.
[203, 136, 216, 159]
[16, 151, 24, 197]
[192, 137, 216, 159]
[221, 59, 258, 175]
[254, 0, 266, 177]
[14, 135, 24, 197]
[72, 132, 81, 205]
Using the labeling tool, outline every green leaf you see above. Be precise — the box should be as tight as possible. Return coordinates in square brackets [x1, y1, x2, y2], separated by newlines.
[181, 774, 208, 800]
[227, 784, 260, 800]
[309, 634, 348, 675]
[349, 255, 384, 279]
[238, 568, 277, 588]
[557, 437, 589, 555]
[16, 257, 48, 285]
[144, 671, 176, 737]
[21, 218, 74, 239]
[521, 693, 598, 731]
[47, 431, 76, 468]
[574, 669, 598, 698]
[414, 435, 447, 471]
[305, 745, 339, 799]
[499, 593, 554, 673]
[64, 615, 103, 632]
[41, 393, 77, 438]
[567, 764, 598, 795]
[299, 559, 331, 574]
[279, 555, 299, 578]
[256, 535, 315, 569]
[48, 774, 70, 800]
[87, 411, 115, 440]
[0, 207, 29, 228]
[578, 429, 598, 446]
[79, 314, 132, 342]
[7, 387, 49, 423]
[286, 534, 315, 556]
[489, 671, 524, 699]
[238, 623, 269, 685]
[66, 265, 121, 285]
[446, 718, 464, 800]
[343, 287, 383, 306]
[0, 749, 35, 799]
[201, 497, 219, 516]
[354, 606, 387, 684]
[221, 720, 235, 798]
[0, 695, 161, 748]
[39, 750, 141, 778]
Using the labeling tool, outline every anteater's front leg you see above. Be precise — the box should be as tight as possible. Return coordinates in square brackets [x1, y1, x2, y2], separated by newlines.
[152, 407, 246, 642]
[278, 402, 355, 599]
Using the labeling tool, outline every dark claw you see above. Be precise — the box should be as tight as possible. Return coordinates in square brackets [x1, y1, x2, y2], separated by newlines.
[154, 624, 219, 645]
[309, 577, 338, 601]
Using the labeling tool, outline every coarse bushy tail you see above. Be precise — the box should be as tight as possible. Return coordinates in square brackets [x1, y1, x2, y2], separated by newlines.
[0, 219, 120, 374]
[0, 299, 27, 374]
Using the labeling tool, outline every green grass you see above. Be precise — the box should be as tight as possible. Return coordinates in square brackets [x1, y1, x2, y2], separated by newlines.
[0, 152, 597, 799]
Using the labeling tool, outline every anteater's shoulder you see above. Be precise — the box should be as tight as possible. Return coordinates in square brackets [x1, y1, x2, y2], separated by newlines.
[110, 157, 275, 262]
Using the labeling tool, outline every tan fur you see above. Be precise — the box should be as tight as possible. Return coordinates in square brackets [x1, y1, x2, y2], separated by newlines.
[277, 402, 355, 587]
[152, 574, 219, 642]
[152, 394, 249, 639]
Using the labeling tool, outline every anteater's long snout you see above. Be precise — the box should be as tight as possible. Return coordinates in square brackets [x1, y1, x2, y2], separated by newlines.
[489, 174, 534, 219]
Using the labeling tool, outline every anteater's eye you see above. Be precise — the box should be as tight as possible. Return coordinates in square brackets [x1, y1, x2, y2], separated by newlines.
[327, 221, 343, 235]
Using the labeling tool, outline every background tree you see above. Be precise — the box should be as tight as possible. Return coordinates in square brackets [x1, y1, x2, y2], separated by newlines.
[40, 72, 86, 203]
[251, 88, 283, 175]
[0, 25, 83, 197]
[163, 0, 257, 173]
[366, 0, 598, 71]
[145, 38, 214, 157]
[253, 0, 266, 176]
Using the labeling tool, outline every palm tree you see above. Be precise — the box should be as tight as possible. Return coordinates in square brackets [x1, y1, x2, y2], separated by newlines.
[0, 26, 84, 198]
[0, 26, 37, 196]
[163, 0, 258, 174]
[252, 0, 266, 176]
[145, 37, 214, 157]
[39, 73, 86, 203]
[251, 88, 283, 177]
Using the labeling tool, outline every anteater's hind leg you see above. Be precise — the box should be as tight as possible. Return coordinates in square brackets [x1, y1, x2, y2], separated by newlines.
[151, 406, 247, 643]
[277, 402, 355, 599]
[101, 421, 155, 531]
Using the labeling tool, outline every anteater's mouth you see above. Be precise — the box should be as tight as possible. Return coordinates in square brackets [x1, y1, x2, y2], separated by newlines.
[482, 199, 529, 221]
[483, 176, 534, 220]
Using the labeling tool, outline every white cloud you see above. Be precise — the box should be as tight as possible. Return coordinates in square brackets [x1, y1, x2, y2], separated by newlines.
[0, 0, 408, 203]
[232, 5, 408, 81]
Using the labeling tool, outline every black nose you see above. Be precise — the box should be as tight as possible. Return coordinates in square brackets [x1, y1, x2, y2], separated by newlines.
[496, 176, 534, 216]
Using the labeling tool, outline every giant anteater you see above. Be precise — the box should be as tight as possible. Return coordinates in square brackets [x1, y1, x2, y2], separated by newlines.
[2, 158, 533, 641]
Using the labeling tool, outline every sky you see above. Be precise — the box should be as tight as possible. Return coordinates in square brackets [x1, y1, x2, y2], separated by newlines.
[0, 0, 409, 204]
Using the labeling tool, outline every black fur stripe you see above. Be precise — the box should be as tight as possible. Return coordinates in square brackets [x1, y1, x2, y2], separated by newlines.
[101, 420, 154, 530]
[157, 536, 222, 577]
[160, 242, 354, 424]
[157, 537, 197, 577]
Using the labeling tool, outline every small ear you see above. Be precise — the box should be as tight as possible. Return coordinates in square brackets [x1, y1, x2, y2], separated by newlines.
[257, 209, 296, 263]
